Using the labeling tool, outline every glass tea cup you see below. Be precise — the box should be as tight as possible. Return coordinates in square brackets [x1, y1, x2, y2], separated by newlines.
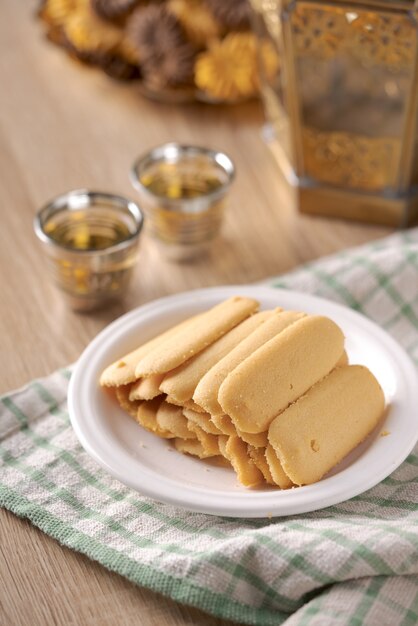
[130, 143, 235, 261]
[33, 189, 144, 311]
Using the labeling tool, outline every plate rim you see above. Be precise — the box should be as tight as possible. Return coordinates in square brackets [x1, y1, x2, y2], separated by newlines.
[68, 285, 418, 517]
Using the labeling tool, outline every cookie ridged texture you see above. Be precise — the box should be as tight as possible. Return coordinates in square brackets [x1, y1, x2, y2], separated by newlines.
[204, 0, 251, 29]
[98, 53, 141, 80]
[127, 5, 186, 61]
[90, 0, 140, 22]
[127, 5, 196, 86]
[143, 45, 196, 87]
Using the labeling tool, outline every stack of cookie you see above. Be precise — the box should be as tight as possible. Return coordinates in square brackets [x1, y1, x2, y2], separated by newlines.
[100, 296, 385, 488]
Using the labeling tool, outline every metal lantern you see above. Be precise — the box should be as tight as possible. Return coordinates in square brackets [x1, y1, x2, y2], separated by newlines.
[251, 0, 418, 226]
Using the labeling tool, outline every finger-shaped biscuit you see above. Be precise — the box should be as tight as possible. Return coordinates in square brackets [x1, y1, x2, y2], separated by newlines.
[160, 311, 272, 404]
[183, 408, 223, 435]
[225, 360, 346, 444]
[157, 401, 196, 439]
[115, 385, 140, 418]
[165, 396, 203, 413]
[100, 314, 199, 387]
[337, 350, 349, 367]
[135, 296, 259, 378]
[183, 399, 206, 413]
[187, 423, 220, 456]
[217, 435, 229, 459]
[193, 310, 305, 415]
[265, 444, 294, 489]
[268, 365, 385, 486]
[174, 438, 221, 459]
[129, 374, 165, 401]
[165, 395, 183, 407]
[135, 398, 174, 438]
[236, 429, 268, 448]
[248, 446, 274, 485]
[219, 315, 345, 433]
[211, 414, 237, 436]
[219, 435, 264, 487]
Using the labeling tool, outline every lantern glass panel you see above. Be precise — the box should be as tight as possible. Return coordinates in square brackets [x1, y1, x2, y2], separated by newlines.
[288, 2, 417, 192]
[253, 5, 292, 163]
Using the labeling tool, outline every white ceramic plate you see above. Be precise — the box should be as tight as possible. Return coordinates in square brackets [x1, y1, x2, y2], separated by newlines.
[68, 286, 418, 518]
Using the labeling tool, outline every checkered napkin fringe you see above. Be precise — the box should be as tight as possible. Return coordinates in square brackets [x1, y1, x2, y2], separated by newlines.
[1, 229, 418, 626]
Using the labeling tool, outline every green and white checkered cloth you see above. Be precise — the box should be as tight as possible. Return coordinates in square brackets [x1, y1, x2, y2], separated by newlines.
[2, 229, 418, 626]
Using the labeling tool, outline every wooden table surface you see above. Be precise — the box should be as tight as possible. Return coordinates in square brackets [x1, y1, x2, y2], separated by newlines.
[0, 2, 391, 625]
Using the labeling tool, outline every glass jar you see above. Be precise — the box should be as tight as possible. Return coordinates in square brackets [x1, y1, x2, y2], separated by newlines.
[251, 0, 418, 226]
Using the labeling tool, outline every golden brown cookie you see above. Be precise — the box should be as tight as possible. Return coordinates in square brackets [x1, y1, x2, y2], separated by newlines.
[174, 438, 219, 459]
[265, 444, 294, 489]
[187, 423, 220, 456]
[236, 429, 268, 448]
[210, 413, 237, 436]
[218, 315, 345, 433]
[115, 384, 139, 418]
[193, 310, 305, 415]
[183, 399, 206, 413]
[160, 310, 271, 403]
[183, 408, 223, 435]
[218, 435, 264, 487]
[248, 446, 274, 485]
[337, 350, 349, 367]
[268, 365, 385, 485]
[100, 314, 200, 387]
[135, 397, 174, 438]
[135, 296, 259, 377]
[156, 401, 196, 439]
[129, 374, 165, 400]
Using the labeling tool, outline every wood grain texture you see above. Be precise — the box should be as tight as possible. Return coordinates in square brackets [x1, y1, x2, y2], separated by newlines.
[0, 1, 391, 625]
